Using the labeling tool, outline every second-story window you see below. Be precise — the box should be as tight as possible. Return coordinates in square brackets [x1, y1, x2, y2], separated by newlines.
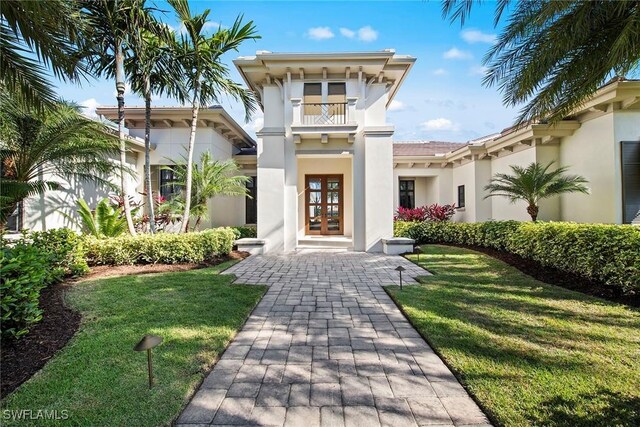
[328, 83, 346, 124]
[303, 83, 322, 119]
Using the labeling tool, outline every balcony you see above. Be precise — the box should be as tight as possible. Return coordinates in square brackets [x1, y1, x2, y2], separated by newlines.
[302, 102, 347, 125]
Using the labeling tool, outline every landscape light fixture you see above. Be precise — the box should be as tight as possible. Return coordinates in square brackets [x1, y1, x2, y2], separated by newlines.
[134, 334, 163, 389]
[414, 245, 422, 263]
[395, 265, 406, 290]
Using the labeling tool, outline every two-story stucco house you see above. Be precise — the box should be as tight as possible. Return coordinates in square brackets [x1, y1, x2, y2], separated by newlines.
[16, 50, 640, 254]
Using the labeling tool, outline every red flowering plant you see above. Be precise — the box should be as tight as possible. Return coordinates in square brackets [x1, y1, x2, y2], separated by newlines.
[394, 206, 428, 221]
[395, 204, 457, 222]
[424, 203, 457, 222]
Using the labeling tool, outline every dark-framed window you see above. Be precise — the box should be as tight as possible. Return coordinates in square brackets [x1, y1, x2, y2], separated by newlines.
[245, 176, 257, 224]
[621, 141, 640, 224]
[457, 185, 466, 208]
[399, 180, 415, 209]
[159, 166, 180, 199]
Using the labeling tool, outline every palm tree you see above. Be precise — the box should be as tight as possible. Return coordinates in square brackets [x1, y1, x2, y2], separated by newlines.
[442, 1, 640, 124]
[81, 0, 155, 235]
[0, 0, 88, 109]
[0, 94, 120, 228]
[126, 22, 181, 233]
[168, 152, 250, 231]
[74, 199, 128, 238]
[484, 162, 589, 221]
[167, 0, 258, 232]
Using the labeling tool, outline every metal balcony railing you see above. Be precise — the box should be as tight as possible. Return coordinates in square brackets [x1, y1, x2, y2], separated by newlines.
[302, 102, 347, 125]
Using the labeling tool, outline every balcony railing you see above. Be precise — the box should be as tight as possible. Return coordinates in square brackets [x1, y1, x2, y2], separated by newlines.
[302, 102, 347, 125]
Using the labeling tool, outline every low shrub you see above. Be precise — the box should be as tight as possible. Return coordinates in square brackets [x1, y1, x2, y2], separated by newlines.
[395, 204, 456, 222]
[232, 225, 257, 239]
[1, 242, 50, 340]
[394, 220, 640, 295]
[30, 228, 89, 280]
[84, 227, 236, 265]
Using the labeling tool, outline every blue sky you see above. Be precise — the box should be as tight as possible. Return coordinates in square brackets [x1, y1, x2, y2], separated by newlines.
[59, 0, 517, 142]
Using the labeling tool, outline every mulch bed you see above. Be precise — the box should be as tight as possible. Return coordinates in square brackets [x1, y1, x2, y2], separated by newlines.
[0, 251, 249, 399]
[443, 243, 640, 308]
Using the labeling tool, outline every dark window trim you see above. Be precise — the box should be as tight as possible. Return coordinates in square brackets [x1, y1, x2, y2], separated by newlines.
[399, 179, 415, 209]
[621, 141, 640, 224]
[457, 185, 466, 208]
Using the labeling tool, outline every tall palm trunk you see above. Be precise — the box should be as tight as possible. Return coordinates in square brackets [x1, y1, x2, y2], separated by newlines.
[115, 45, 136, 236]
[182, 76, 200, 233]
[143, 75, 156, 233]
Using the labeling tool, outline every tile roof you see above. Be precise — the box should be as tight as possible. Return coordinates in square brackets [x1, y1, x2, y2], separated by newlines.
[393, 141, 468, 156]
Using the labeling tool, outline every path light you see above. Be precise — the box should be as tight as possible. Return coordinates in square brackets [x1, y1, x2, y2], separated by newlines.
[134, 334, 163, 389]
[414, 245, 422, 263]
[395, 266, 406, 290]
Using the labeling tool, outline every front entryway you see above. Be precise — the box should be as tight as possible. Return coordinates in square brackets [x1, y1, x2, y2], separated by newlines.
[305, 174, 343, 235]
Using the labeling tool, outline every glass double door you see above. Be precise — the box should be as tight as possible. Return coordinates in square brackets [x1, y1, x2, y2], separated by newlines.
[305, 175, 343, 235]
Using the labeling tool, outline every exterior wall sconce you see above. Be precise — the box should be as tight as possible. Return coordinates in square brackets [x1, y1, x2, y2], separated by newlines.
[395, 266, 406, 290]
[134, 334, 163, 389]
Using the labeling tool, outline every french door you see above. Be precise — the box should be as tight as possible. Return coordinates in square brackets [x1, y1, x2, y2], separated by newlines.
[305, 175, 343, 235]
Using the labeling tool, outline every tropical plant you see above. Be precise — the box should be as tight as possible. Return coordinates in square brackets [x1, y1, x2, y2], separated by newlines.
[0, 0, 88, 109]
[425, 203, 457, 222]
[442, 1, 640, 124]
[166, 0, 259, 232]
[126, 21, 182, 234]
[168, 152, 250, 231]
[484, 162, 589, 221]
[395, 206, 428, 222]
[74, 198, 128, 238]
[81, 0, 156, 235]
[0, 94, 119, 229]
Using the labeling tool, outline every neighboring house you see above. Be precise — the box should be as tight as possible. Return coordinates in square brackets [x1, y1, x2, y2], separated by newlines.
[16, 50, 640, 254]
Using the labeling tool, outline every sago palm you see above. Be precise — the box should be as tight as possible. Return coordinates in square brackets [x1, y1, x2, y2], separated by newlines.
[74, 199, 128, 238]
[169, 152, 250, 231]
[442, 0, 640, 124]
[0, 0, 88, 109]
[167, 0, 259, 232]
[0, 94, 120, 228]
[81, 0, 156, 235]
[484, 162, 589, 221]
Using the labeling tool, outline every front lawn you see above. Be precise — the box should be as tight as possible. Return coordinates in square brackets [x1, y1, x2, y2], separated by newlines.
[1, 262, 266, 426]
[387, 245, 640, 427]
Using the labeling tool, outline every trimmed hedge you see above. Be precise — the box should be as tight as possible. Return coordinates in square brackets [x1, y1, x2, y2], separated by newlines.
[232, 225, 257, 239]
[394, 221, 640, 295]
[84, 227, 236, 265]
[30, 228, 90, 280]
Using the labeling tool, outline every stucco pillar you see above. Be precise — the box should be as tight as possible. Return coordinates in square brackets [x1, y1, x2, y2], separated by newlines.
[363, 127, 394, 252]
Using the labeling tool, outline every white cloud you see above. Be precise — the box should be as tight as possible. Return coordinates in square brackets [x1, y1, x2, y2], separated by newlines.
[80, 98, 100, 118]
[461, 29, 497, 44]
[357, 26, 378, 42]
[443, 47, 472, 60]
[469, 65, 489, 76]
[307, 26, 334, 40]
[432, 68, 448, 76]
[340, 27, 356, 38]
[388, 100, 405, 112]
[421, 118, 460, 132]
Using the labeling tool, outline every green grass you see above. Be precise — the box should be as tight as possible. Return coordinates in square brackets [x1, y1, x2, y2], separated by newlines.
[1, 262, 266, 426]
[386, 245, 640, 427]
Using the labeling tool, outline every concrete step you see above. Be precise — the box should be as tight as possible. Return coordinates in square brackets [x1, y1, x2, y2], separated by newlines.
[297, 236, 353, 249]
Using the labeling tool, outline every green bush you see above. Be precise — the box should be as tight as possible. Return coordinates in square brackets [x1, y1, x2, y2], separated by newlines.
[30, 228, 89, 280]
[84, 228, 236, 265]
[395, 220, 640, 295]
[231, 225, 257, 239]
[1, 242, 50, 340]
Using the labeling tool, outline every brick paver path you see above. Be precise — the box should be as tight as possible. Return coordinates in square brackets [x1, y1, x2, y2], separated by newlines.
[177, 252, 491, 427]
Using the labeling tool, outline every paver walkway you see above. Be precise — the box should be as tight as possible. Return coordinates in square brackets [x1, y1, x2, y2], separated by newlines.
[177, 252, 491, 427]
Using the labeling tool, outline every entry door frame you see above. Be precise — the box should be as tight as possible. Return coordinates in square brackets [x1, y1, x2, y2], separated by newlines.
[305, 174, 344, 235]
